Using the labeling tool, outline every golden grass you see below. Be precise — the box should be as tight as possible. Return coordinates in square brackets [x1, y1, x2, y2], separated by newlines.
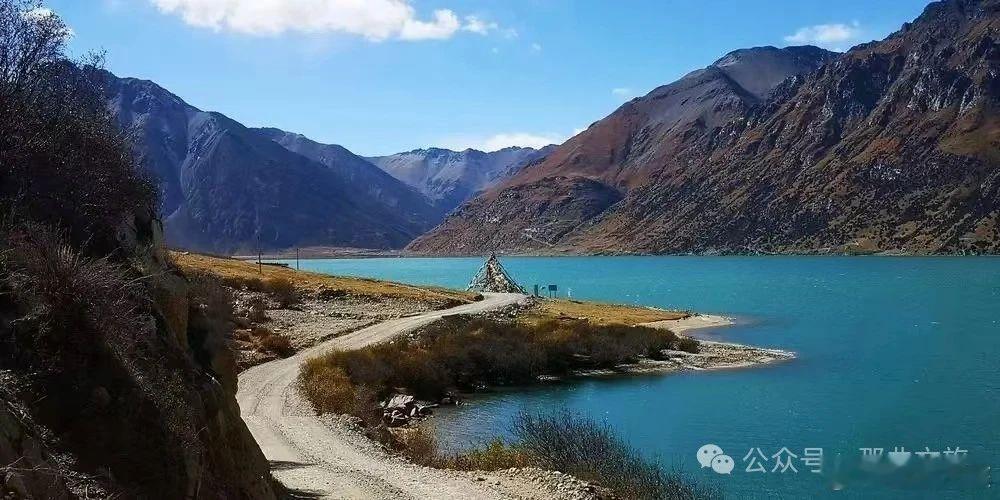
[172, 253, 687, 326]
[522, 298, 688, 326]
[170, 252, 477, 304]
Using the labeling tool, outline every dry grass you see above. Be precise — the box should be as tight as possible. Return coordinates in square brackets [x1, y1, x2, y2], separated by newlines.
[249, 325, 294, 357]
[171, 251, 478, 305]
[512, 412, 714, 499]
[300, 317, 688, 409]
[522, 299, 688, 326]
[388, 416, 712, 500]
[266, 276, 299, 308]
[442, 438, 534, 471]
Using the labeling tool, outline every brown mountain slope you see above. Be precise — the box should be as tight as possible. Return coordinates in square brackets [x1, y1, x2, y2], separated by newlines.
[409, 0, 999, 255]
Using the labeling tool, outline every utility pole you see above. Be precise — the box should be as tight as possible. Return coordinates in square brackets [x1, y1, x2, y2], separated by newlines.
[296, 248, 300, 270]
[257, 234, 262, 275]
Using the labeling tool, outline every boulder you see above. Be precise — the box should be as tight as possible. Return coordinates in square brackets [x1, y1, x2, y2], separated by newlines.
[383, 394, 415, 411]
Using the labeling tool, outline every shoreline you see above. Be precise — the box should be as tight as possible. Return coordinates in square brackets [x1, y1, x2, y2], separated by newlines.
[641, 312, 735, 334]
[536, 316, 793, 380]
[221, 248, 998, 260]
[181, 252, 794, 498]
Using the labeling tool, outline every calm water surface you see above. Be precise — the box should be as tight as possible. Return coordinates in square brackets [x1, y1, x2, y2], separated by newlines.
[274, 256, 1000, 499]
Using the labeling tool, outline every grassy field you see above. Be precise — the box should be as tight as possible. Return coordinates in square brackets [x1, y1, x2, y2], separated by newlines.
[173, 252, 688, 325]
[523, 298, 689, 326]
[171, 252, 478, 304]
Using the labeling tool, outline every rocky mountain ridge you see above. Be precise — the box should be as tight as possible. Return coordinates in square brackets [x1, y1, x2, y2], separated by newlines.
[368, 145, 555, 212]
[105, 73, 441, 253]
[409, 0, 999, 255]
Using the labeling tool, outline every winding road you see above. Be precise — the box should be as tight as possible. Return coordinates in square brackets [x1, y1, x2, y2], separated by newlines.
[237, 293, 529, 499]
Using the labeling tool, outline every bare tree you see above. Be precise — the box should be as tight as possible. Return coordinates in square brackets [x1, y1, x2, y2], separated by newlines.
[0, 0, 71, 102]
[0, 0, 156, 256]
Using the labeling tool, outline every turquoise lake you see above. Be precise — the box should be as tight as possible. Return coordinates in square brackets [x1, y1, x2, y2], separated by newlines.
[273, 256, 999, 499]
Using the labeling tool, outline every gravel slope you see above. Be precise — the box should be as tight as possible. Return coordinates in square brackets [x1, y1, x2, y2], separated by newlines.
[237, 293, 562, 499]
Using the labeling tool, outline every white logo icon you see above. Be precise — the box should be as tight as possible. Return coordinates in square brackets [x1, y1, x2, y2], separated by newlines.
[711, 454, 735, 474]
[697, 444, 724, 468]
[697, 444, 734, 474]
[887, 447, 912, 467]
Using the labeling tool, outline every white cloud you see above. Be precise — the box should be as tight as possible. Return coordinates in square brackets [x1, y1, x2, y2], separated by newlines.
[462, 15, 497, 35]
[611, 87, 633, 98]
[440, 132, 568, 152]
[399, 9, 459, 40]
[784, 21, 862, 49]
[150, 0, 502, 41]
[480, 133, 561, 151]
[531, 42, 542, 52]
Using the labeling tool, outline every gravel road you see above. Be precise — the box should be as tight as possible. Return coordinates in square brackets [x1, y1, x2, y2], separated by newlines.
[236, 293, 565, 499]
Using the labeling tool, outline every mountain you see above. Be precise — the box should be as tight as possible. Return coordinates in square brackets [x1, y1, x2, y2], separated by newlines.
[410, 0, 1000, 255]
[104, 73, 439, 253]
[407, 45, 836, 253]
[253, 127, 447, 218]
[368, 146, 555, 212]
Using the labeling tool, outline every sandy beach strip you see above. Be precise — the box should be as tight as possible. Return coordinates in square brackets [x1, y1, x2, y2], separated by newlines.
[641, 313, 735, 334]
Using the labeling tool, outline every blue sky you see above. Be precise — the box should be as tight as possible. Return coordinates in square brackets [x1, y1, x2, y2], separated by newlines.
[50, 0, 930, 156]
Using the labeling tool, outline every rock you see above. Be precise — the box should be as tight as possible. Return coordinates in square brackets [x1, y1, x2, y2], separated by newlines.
[233, 315, 251, 329]
[414, 402, 438, 415]
[148, 269, 190, 349]
[382, 394, 414, 411]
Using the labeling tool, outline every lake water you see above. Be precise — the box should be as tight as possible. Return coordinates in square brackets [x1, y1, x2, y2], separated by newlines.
[274, 256, 999, 499]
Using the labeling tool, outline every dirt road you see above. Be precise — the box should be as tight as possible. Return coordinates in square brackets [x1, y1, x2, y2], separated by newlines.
[237, 293, 543, 499]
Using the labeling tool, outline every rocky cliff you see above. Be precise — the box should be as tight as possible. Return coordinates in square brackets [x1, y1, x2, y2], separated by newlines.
[1, 14, 280, 493]
[410, 0, 999, 255]
[1, 213, 280, 499]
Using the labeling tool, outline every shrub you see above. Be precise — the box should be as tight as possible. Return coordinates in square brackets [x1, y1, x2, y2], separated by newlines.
[257, 332, 293, 357]
[299, 361, 357, 414]
[513, 411, 712, 500]
[300, 316, 682, 408]
[445, 438, 534, 471]
[394, 425, 440, 466]
[0, 224, 144, 370]
[249, 325, 293, 357]
[299, 358, 379, 422]
[296, 313, 707, 498]
[243, 295, 269, 322]
[188, 273, 234, 332]
[675, 337, 700, 354]
[266, 277, 299, 308]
